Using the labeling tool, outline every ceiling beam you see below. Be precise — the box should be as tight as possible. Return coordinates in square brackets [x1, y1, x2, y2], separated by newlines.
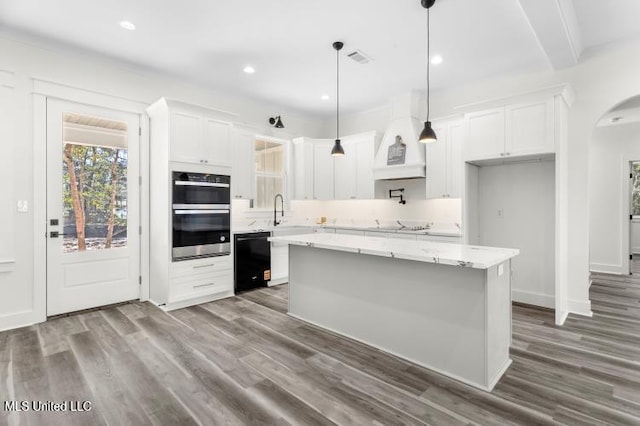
[518, 0, 583, 69]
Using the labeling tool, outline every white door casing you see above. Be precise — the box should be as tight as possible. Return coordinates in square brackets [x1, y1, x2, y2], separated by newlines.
[46, 99, 140, 316]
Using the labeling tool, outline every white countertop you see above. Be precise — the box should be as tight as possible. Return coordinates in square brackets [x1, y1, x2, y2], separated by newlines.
[233, 223, 462, 237]
[268, 233, 518, 269]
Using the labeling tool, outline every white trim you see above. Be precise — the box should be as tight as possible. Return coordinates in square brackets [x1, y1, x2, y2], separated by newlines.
[454, 84, 575, 113]
[0, 259, 15, 273]
[567, 298, 593, 317]
[140, 114, 150, 301]
[0, 310, 37, 332]
[556, 310, 569, 326]
[512, 289, 555, 309]
[33, 94, 47, 325]
[0, 70, 14, 88]
[590, 262, 624, 275]
[32, 78, 148, 114]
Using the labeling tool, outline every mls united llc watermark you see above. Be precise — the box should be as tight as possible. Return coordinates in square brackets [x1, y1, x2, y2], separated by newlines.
[4, 400, 92, 412]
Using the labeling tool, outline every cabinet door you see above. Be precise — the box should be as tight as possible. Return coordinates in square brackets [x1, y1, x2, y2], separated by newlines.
[231, 128, 255, 200]
[293, 139, 314, 200]
[203, 118, 232, 165]
[334, 146, 357, 199]
[464, 108, 505, 161]
[170, 111, 203, 164]
[355, 139, 374, 199]
[447, 120, 464, 198]
[426, 121, 448, 199]
[506, 99, 554, 157]
[313, 142, 334, 200]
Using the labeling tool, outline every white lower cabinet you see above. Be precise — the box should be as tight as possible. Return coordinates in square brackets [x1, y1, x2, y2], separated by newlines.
[167, 256, 233, 308]
[270, 242, 288, 285]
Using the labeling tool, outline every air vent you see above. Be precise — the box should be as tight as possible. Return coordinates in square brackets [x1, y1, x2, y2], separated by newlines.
[347, 50, 373, 64]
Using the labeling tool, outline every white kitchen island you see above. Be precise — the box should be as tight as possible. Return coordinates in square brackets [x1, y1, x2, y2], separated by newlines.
[269, 233, 519, 391]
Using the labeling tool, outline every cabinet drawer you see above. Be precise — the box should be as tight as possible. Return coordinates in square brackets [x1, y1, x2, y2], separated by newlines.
[170, 257, 232, 278]
[170, 270, 233, 302]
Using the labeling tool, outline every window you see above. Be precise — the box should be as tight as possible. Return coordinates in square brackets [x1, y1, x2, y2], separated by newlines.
[254, 138, 286, 209]
[633, 162, 640, 216]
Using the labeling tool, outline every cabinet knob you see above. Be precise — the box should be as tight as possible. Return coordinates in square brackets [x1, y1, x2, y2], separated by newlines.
[505, 152, 510, 156]
[500, 153, 505, 157]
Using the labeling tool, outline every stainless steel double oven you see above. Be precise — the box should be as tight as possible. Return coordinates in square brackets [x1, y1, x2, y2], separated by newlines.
[172, 171, 231, 261]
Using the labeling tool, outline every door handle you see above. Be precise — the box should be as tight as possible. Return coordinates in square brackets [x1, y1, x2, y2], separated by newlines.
[49, 231, 68, 238]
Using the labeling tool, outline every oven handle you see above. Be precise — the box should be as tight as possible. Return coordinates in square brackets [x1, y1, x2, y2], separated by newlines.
[174, 209, 230, 215]
[172, 204, 230, 210]
[174, 181, 230, 188]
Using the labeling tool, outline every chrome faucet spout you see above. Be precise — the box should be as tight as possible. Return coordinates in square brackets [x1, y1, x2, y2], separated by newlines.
[274, 193, 284, 227]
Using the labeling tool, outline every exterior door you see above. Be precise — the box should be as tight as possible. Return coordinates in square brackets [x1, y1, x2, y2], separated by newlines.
[46, 99, 140, 316]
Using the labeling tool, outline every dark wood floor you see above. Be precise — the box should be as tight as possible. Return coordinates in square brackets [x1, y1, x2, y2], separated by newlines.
[1, 276, 640, 425]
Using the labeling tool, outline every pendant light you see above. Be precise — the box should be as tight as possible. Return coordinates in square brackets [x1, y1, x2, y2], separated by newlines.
[331, 41, 345, 156]
[419, 0, 437, 144]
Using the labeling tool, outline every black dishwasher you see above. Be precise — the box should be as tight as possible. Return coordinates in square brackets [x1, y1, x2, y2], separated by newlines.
[234, 232, 271, 293]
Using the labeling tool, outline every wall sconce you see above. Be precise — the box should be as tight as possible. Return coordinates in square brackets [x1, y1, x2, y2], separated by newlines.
[268, 116, 284, 128]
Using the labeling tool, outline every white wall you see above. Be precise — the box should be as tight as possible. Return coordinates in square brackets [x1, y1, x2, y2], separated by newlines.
[332, 39, 640, 317]
[589, 122, 640, 274]
[478, 160, 556, 308]
[0, 34, 324, 331]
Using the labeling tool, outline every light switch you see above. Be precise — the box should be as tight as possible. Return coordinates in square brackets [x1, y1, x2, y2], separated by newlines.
[17, 200, 28, 213]
[498, 263, 504, 276]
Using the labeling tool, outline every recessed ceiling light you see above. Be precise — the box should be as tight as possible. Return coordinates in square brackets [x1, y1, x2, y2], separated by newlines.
[431, 55, 443, 65]
[321, 94, 330, 101]
[243, 66, 255, 74]
[119, 20, 136, 31]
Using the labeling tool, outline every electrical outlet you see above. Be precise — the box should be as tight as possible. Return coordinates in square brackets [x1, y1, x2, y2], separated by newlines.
[17, 200, 28, 213]
[497, 208, 504, 218]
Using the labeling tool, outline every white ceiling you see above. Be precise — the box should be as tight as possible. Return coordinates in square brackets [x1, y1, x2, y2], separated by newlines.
[1, 0, 639, 117]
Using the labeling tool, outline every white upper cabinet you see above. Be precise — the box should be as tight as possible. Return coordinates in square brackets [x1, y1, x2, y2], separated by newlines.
[334, 148, 357, 200]
[231, 125, 256, 200]
[166, 102, 233, 166]
[292, 132, 377, 201]
[313, 141, 335, 200]
[170, 111, 203, 164]
[292, 138, 314, 200]
[426, 118, 463, 199]
[355, 136, 375, 199]
[506, 99, 554, 156]
[464, 108, 505, 161]
[463, 98, 555, 162]
[203, 118, 232, 165]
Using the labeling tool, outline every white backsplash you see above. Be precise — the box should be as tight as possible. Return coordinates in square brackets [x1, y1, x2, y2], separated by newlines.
[232, 198, 461, 232]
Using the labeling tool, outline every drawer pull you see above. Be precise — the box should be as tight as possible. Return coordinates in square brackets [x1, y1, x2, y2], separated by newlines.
[193, 263, 215, 269]
[193, 282, 216, 288]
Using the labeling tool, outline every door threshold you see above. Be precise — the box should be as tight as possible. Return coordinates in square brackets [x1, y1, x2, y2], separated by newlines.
[47, 299, 139, 320]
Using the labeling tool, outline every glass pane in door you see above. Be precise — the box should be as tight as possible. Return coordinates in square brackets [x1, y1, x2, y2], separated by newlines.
[61, 112, 128, 253]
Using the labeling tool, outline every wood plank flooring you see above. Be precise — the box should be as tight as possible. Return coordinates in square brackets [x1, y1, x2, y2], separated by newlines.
[1, 278, 640, 425]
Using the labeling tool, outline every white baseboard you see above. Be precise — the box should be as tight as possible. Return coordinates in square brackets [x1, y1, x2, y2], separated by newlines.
[0, 309, 44, 332]
[590, 262, 623, 275]
[567, 298, 593, 317]
[512, 289, 555, 309]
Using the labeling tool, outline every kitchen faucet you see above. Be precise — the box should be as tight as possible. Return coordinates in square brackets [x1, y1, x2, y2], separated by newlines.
[273, 193, 284, 227]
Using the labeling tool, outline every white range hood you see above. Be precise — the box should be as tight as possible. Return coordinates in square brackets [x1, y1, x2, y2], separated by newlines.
[372, 92, 426, 180]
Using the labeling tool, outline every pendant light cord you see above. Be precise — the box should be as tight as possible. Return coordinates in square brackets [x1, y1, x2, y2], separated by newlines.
[336, 46, 340, 140]
[427, 7, 430, 122]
